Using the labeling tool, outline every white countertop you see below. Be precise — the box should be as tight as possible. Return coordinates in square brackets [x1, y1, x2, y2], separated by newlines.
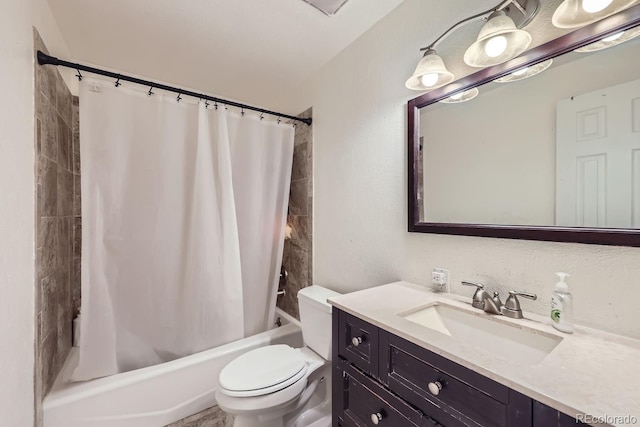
[328, 281, 640, 427]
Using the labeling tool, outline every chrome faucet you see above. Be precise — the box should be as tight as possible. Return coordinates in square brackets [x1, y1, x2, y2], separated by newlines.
[461, 281, 502, 315]
[502, 291, 537, 319]
[462, 281, 537, 319]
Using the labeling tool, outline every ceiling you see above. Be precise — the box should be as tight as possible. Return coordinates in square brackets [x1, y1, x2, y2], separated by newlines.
[46, 0, 404, 111]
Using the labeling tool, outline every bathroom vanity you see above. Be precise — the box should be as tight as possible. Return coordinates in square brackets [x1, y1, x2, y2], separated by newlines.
[329, 282, 640, 427]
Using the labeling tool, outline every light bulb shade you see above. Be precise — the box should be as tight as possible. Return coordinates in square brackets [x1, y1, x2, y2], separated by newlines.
[439, 87, 480, 103]
[575, 25, 640, 51]
[552, 0, 638, 28]
[406, 50, 455, 91]
[495, 58, 554, 83]
[464, 13, 532, 68]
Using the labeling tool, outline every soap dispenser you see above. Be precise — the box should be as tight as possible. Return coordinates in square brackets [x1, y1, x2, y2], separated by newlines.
[550, 272, 574, 334]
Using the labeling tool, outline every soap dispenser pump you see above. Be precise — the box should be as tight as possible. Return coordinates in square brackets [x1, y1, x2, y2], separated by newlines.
[550, 272, 574, 333]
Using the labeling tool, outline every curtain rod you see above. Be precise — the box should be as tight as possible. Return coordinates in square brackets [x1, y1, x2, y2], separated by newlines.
[37, 51, 312, 126]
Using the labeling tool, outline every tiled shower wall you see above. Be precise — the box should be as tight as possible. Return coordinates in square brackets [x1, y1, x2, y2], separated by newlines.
[277, 108, 313, 319]
[72, 98, 81, 315]
[34, 28, 81, 426]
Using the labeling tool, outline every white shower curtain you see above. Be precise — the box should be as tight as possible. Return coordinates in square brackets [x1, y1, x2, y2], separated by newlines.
[73, 79, 294, 381]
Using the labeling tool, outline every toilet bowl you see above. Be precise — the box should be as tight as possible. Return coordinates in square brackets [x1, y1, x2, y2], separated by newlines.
[215, 286, 340, 427]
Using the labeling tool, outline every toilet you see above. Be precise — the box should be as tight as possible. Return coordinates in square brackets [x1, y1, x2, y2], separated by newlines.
[215, 285, 340, 427]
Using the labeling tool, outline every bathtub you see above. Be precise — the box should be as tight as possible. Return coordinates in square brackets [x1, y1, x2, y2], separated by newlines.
[43, 308, 303, 427]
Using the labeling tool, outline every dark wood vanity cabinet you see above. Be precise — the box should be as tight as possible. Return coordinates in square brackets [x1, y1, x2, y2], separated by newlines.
[336, 360, 438, 427]
[532, 401, 589, 427]
[333, 308, 589, 427]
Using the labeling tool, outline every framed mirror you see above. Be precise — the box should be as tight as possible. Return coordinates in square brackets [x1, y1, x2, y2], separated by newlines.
[408, 5, 640, 246]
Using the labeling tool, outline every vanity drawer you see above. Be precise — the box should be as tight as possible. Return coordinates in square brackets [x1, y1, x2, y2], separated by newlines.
[338, 310, 379, 376]
[336, 360, 439, 427]
[380, 331, 530, 427]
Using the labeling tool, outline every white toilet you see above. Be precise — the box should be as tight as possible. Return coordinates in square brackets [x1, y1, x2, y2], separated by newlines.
[215, 285, 340, 427]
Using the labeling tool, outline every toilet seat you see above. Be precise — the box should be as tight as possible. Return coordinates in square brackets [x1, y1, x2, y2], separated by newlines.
[219, 345, 308, 397]
[215, 346, 327, 416]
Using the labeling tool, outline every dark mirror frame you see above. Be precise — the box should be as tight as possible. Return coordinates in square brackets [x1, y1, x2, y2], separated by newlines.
[408, 5, 640, 247]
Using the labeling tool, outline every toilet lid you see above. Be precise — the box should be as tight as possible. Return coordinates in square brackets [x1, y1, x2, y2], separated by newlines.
[219, 345, 307, 396]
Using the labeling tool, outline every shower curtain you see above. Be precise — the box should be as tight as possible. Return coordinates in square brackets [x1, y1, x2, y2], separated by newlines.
[73, 80, 294, 381]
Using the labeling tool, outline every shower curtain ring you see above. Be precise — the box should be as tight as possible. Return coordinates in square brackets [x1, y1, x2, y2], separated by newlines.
[176, 93, 182, 103]
[114, 76, 121, 87]
[260, 113, 264, 120]
[205, 100, 210, 109]
[277, 116, 281, 124]
[241, 107, 245, 116]
[214, 101, 218, 110]
[148, 86, 154, 96]
[75, 68, 83, 81]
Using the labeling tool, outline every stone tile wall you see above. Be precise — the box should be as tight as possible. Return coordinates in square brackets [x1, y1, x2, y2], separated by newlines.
[277, 108, 313, 319]
[34, 28, 81, 426]
[72, 97, 81, 314]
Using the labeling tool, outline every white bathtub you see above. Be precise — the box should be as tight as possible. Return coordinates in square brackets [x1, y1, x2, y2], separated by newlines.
[43, 308, 303, 427]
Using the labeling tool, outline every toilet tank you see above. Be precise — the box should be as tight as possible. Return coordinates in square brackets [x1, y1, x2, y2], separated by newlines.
[297, 285, 341, 361]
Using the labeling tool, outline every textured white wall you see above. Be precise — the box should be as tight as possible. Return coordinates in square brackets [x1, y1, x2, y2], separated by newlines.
[0, 0, 70, 424]
[280, 0, 640, 339]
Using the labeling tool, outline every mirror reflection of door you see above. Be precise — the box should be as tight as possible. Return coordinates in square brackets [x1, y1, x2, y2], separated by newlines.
[556, 78, 640, 228]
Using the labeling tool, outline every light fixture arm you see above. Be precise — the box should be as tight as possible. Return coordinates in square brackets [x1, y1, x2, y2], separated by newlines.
[420, 0, 534, 51]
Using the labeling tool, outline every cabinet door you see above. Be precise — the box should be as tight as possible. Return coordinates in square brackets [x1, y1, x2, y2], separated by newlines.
[336, 360, 439, 427]
[533, 401, 590, 427]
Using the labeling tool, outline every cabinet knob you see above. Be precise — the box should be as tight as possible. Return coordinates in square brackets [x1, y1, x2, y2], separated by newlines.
[370, 412, 383, 424]
[428, 380, 444, 396]
[351, 336, 363, 347]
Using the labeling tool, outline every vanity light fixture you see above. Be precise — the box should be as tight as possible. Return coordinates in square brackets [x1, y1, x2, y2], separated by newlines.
[552, 0, 638, 28]
[494, 58, 553, 82]
[574, 24, 640, 51]
[405, 49, 455, 91]
[463, 11, 532, 67]
[439, 87, 480, 103]
[406, 0, 540, 91]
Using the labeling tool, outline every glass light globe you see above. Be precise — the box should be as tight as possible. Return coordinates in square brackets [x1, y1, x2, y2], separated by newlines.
[602, 31, 624, 42]
[450, 92, 464, 100]
[484, 35, 508, 58]
[581, 0, 613, 13]
[420, 73, 439, 87]
[512, 67, 529, 76]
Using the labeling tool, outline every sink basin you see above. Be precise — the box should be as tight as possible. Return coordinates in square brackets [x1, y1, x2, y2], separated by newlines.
[399, 303, 563, 364]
